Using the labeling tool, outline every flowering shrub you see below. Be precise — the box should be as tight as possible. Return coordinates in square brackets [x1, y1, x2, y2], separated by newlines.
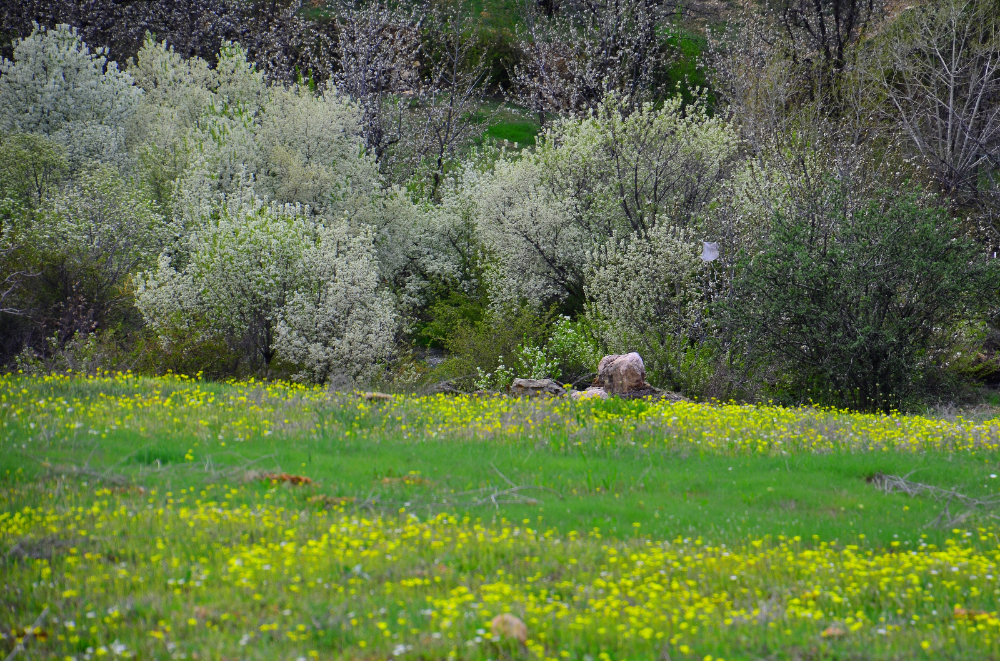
[474, 357, 515, 391]
[456, 95, 735, 314]
[0, 24, 141, 170]
[276, 222, 397, 384]
[137, 185, 395, 379]
[513, 340, 562, 380]
[546, 315, 602, 381]
[586, 223, 710, 392]
[137, 186, 312, 366]
[43, 166, 174, 307]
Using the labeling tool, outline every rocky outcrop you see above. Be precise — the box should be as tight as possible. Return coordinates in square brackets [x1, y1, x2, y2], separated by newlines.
[594, 352, 648, 395]
[510, 378, 566, 397]
[591, 352, 690, 401]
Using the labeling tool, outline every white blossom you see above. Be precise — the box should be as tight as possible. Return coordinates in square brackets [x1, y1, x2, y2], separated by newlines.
[276, 222, 397, 384]
[137, 184, 312, 365]
[138, 181, 395, 379]
[43, 165, 173, 312]
[0, 24, 141, 170]
[455, 94, 736, 309]
[585, 223, 706, 388]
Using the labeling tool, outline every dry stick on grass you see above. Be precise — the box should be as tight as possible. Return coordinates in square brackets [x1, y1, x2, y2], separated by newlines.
[457, 463, 563, 509]
[229, 454, 283, 482]
[356, 488, 380, 513]
[868, 472, 1000, 528]
[20, 448, 131, 486]
[366, 464, 562, 513]
[4, 606, 48, 661]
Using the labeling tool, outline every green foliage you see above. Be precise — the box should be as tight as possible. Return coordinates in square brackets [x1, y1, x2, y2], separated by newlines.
[0, 133, 67, 210]
[431, 305, 554, 389]
[546, 315, 601, 383]
[133, 316, 241, 380]
[512, 338, 561, 380]
[483, 120, 539, 147]
[729, 185, 998, 412]
[414, 290, 486, 349]
[473, 356, 514, 390]
[14, 326, 149, 376]
[658, 26, 712, 110]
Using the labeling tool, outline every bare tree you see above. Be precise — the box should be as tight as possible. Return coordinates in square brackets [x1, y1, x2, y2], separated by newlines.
[774, 0, 885, 73]
[409, 0, 495, 196]
[877, 0, 1000, 214]
[708, 0, 892, 152]
[512, 0, 667, 123]
[332, 0, 421, 170]
[706, 1, 800, 149]
[512, 11, 578, 124]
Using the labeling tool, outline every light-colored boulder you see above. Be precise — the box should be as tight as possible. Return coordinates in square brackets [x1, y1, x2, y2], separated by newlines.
[570, 387, 609, 401]
[595, 352, 647, 394]
[510, 378, 566, 397]
[491, 613, 528, 644]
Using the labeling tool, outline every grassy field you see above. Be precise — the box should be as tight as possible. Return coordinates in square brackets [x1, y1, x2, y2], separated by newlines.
[5, 373, 1000, 659]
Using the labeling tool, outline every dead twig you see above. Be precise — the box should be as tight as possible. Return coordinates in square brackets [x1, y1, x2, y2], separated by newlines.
[5, 606, 48, 661]
[357, 487, 380, 513]
[489, 462, 518, 489]
[868, 472, 1000, 528]
[229, 453, 281, 480]
[49, 463, 128, 486]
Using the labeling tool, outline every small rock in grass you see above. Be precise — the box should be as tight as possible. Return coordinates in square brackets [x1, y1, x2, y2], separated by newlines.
[490, 613, 527, 644]
[570, 387, 609, 401]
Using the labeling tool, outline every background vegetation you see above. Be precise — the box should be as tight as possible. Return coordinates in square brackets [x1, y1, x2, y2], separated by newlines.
[0, 0, 998, 413]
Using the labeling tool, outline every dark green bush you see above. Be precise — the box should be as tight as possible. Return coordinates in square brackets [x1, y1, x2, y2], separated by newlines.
[728, 186, 997, 412]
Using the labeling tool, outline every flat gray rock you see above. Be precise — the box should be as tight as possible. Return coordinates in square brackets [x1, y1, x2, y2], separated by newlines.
[510, 378, 566, 397]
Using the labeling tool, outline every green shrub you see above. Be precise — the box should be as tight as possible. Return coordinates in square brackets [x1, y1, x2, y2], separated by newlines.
[414, 290, 486, 350]
[728, 185, 997, 412]
[546, 315, 602, 385]
[430, 305, 553, 390]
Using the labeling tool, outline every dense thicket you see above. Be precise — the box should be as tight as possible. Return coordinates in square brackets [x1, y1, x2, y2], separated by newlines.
[0, 0, 997, 411]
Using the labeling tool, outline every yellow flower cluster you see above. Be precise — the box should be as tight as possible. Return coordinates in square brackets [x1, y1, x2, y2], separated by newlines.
[3, 484, 1000, 660]
[3, 371, 1000, 455]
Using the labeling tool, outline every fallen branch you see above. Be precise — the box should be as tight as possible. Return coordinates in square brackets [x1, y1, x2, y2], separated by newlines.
[868, 472, 1000, 528]
[48, 463, 128, 486]
[5, 606, 48, 661]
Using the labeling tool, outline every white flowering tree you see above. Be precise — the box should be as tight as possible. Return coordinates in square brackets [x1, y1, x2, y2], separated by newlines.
[546, 94, 737, 235]
[129, 37, 447, 322]
[465, 94, 736, 311]
[43, 166, 174, 320]
[585, 223, 708, 390]
[137, 187, 313, 367]
[470, 155, 587, 309]
[0, 24, 142, 170]
[256, 84, 377, 220]
[128, 36, 218, 208]
[277, 223, 396, 384]
[137, 183, 397, 380]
